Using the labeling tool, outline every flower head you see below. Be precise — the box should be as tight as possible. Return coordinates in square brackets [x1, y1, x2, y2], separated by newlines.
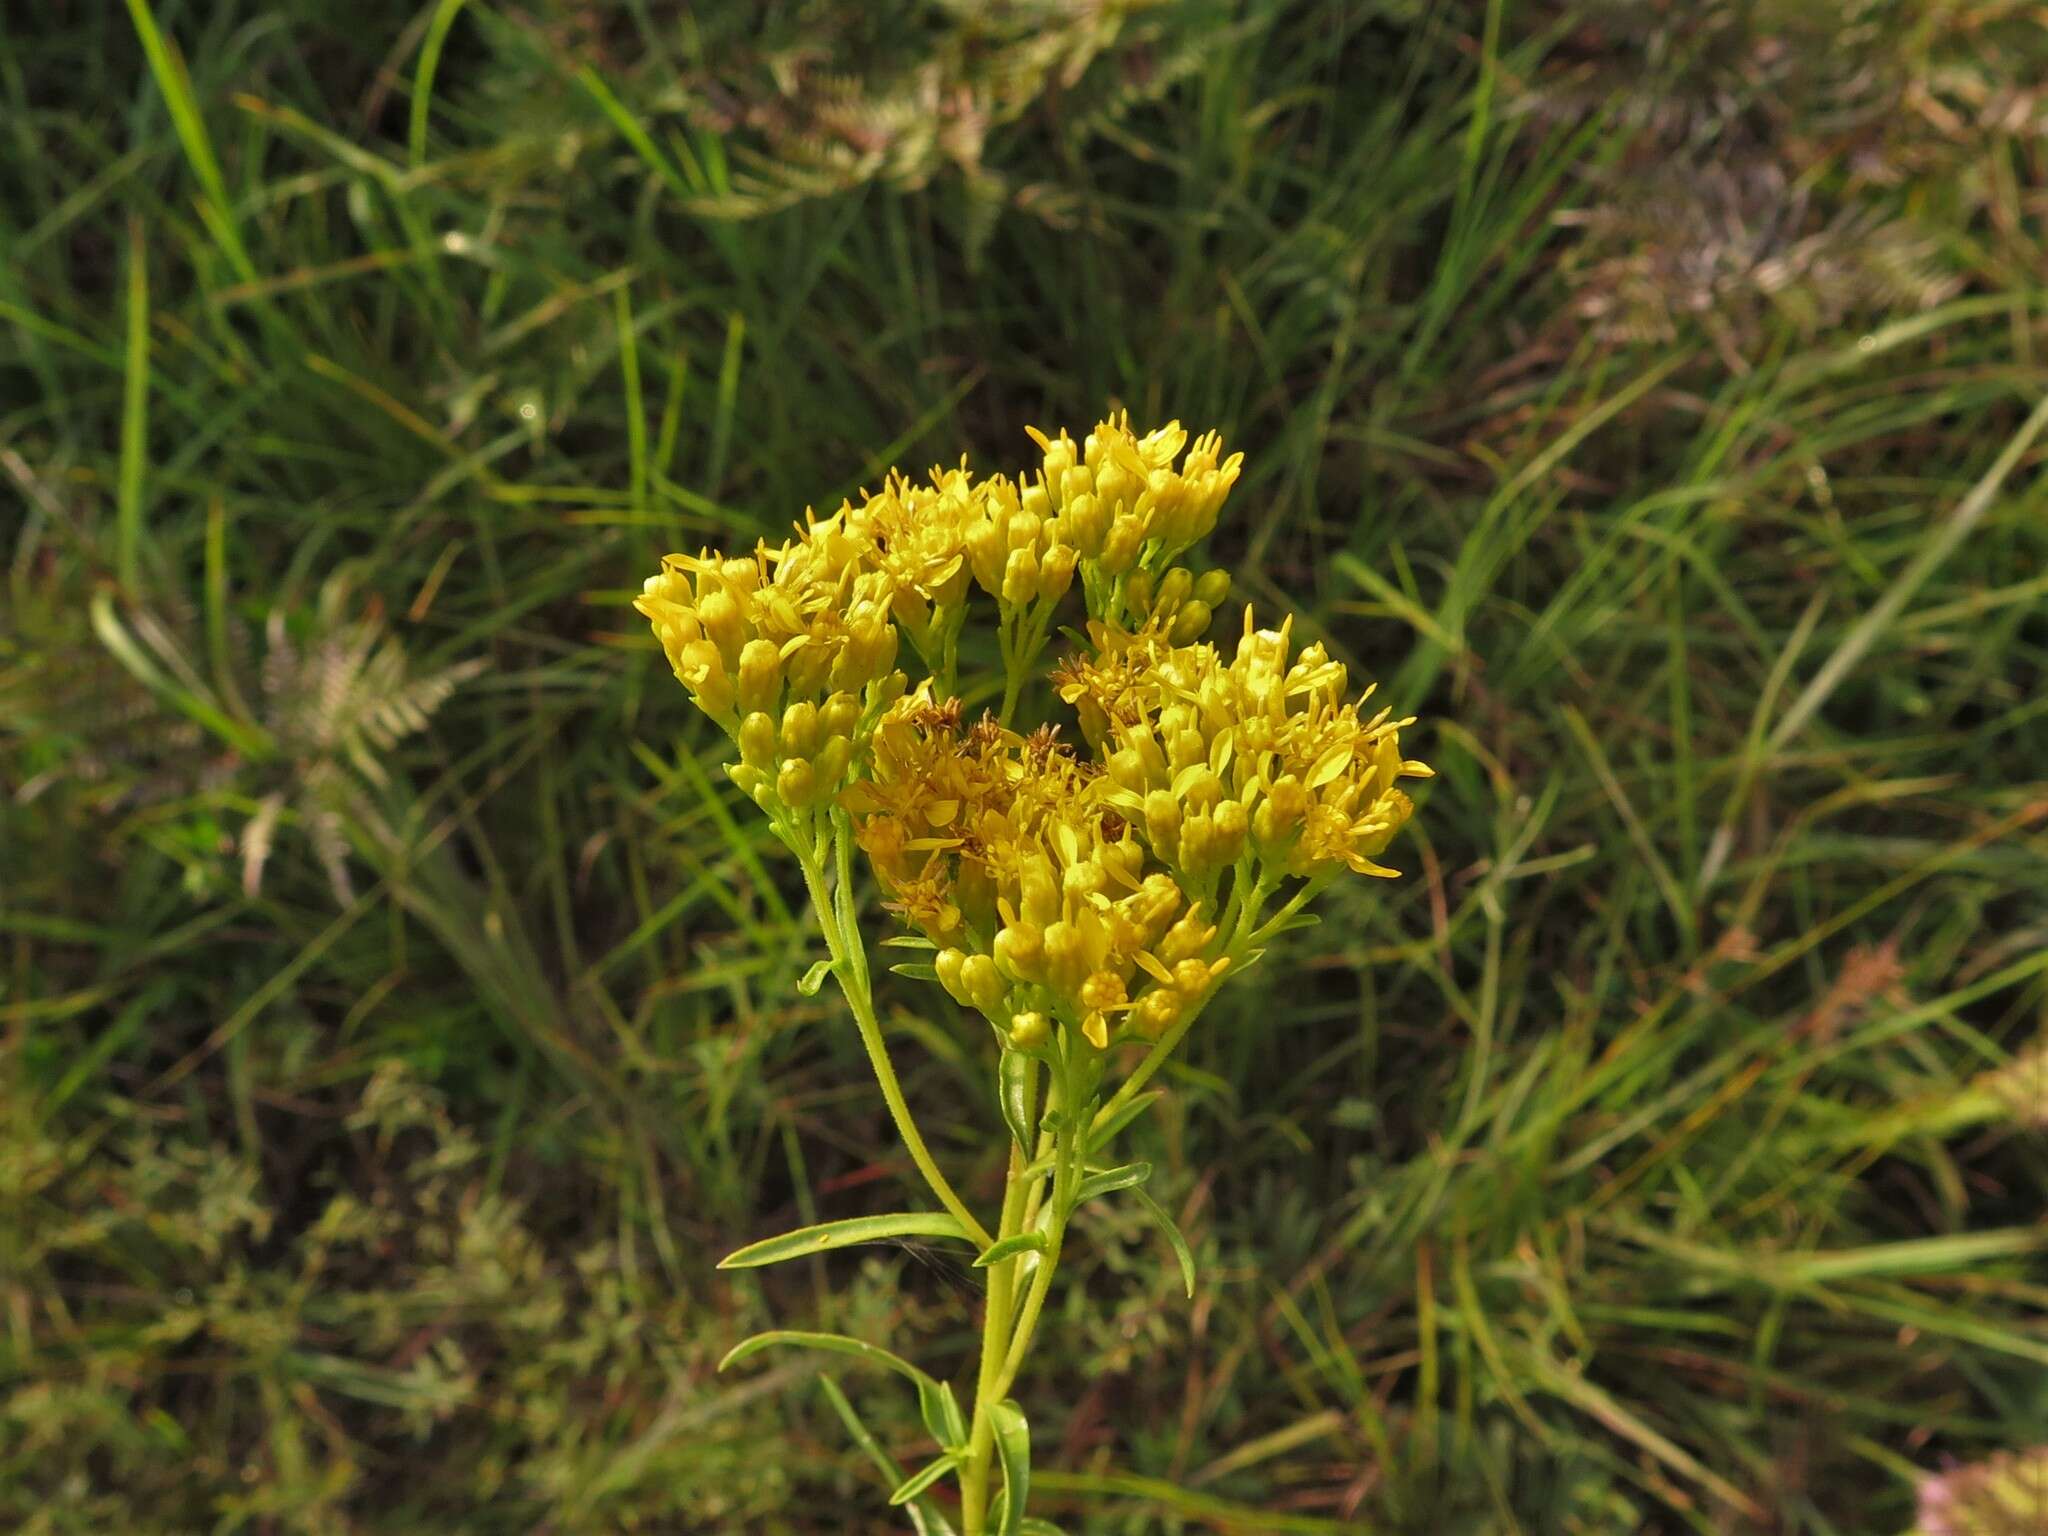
[637, 511, 904, 810]
[1029, 411, 1243, 578]
[843, 686, 1225, 1048]
[638, 413, 1427, 1062]
[1055, 606, 1432, 882]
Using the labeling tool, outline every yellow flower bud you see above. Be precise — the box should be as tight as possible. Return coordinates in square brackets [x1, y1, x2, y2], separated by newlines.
[1060, 463, 1093, 508]
[1254, 773, 1308, 849]
[1020, 476, 1051, 520]
[1038, 543, 1077, 602]
[1019, 857, 1060, 927]
[935, 947, 968, 1005]
[1063, 493, 1107, 557]
[1038, 432, 1077, 500]
[776, 757, 817, 809]
[1006, 512, 1042, 554]
[1135, 988, 1182, 1038]
[994, 921, 1045, 982]
[728, 763, 767, 797]
[1168, 600, 1213, 645]
[1158, 907, 1214, 966]
[1135, 874, 1182, 945]
[1193, 568, 1232, 608]
[1098, 515, 1144, 575]
[820, 691, 861, 740]
[679, 638, 735, 719]
[1062, 858, 1106, 902]
[966, 520, 1006, 594]
[1043, 920, 1089, 995]
[810, 736, 852, 790]
[780, 700, 822, 760]
[736, 637, 783, 715]
[831, 610, 896, 692]
[738, 711, 778, 772]
[1108, 747, 1150, 794]
[696, 588, 745, 665]
[788, 640, 831, 698]
[1001, 547, 1040, 607]
[1173, 957, 1212, 996]
[1144, 789, 1182, 859]
[1008, 1011, 1051, 1050]
[1124, 568, 1155, 617]
[1212, 798, 1248, 862]
[1183, 766, 1223, 814]
[1154, 567, 1193, 617]
[1080, 970, 1127, 1012]
[959, 953, 1006, 1013]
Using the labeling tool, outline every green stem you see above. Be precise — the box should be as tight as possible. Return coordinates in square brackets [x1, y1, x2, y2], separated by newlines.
[790, 824, 993, 1248]
[960, 1064, 1050, 1533]
[961, 1081, 1078, 1534]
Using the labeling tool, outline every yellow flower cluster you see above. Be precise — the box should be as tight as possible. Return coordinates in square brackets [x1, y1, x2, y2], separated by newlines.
[637, 414, 1428, 1058]
[844, 688, 1230, 1049]
[636, 512, 901, 809]
[1054, 607, 1433, 882]
[1027, 413, 1243, 572]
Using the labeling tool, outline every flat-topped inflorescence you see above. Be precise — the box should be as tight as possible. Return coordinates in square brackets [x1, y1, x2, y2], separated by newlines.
[635, 413, 1430, 1536]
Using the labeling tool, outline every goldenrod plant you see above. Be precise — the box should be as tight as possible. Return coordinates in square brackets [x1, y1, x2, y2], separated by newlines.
[636, 416, 1429, 1534]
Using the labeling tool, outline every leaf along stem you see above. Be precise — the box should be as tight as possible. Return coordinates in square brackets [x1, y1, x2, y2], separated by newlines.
[789, 814, 993, 1249]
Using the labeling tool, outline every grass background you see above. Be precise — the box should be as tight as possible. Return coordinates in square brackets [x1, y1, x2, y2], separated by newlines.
[6, 2, 2048, 1531]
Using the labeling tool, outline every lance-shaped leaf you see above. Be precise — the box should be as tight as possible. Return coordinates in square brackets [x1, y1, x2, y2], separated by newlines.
[719, 1329, 929, 1381]
[817, 1375, 959, 1536]
[1084, 1089, 1164, 1156]
[989, 1398, 1031, 1536]
[999, 1049, 1038, 1152]
[974, 1231, 1049, 1269]
[728, 1330, 966, 1458]
[1073, 1161, 1151, 1205]
[1130, 1184, 1197, 1297]
[719, 1212, 972, 1269]
[890, 1453, 961, 1506]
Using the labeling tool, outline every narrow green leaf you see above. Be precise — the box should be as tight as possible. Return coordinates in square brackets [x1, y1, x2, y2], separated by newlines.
[614, 284, 647, 510]
[999, 1050, 1037, 1153]
[122, 0, 255, 281]
[817, 1376, 958, 1536]
[117, 220, 148, 590]
[798, 957, 835, 996]
[890, 1453, 961, 1506]
[1130, 1185, 1197, 1298]
[719, 1212, 971, 1269]
[576, 66, 694, 202]
[409, 0, 470, 169]
[1085, 1090, 1163, 1155]
[919, 1379, 967, 1453]
[990, 1399, 1031, 1536]
[880, 935, 939, 950]
[1074, 1162, 1152, 1205]
[890, 961, 939, 981]
[720, 1330, 933, 1389]
[974, 1232, 1049, 1269]
[90, 592, 272, 759]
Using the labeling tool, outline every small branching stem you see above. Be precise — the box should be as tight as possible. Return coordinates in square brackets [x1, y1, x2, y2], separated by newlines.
[790, 819, 993, 1248]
